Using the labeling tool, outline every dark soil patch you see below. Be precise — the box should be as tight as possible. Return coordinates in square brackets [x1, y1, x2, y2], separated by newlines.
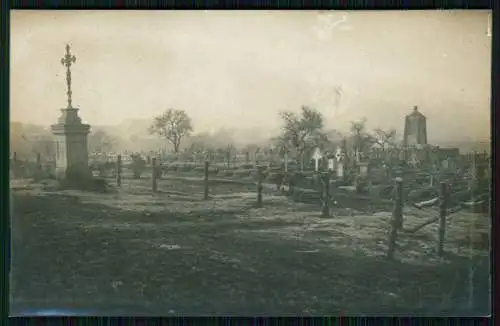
[10, 190, 490, 316]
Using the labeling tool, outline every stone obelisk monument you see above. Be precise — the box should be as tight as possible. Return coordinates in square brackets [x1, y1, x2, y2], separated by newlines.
[403, 106, 428, 147]
[51, 44, 91, 182]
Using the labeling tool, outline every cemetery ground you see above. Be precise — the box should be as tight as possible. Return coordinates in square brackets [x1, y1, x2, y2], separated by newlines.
[10, 169, 490, 316]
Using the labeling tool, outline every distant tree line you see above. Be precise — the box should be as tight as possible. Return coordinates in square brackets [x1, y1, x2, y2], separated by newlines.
[9, 106, 411, 167]
[145, 106, 401, 170]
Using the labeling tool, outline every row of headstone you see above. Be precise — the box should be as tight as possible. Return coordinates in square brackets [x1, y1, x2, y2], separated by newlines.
[310, 147, 345, 178]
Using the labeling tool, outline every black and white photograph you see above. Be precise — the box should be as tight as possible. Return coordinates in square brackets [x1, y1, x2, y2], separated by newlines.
[9, 10, 491, 316]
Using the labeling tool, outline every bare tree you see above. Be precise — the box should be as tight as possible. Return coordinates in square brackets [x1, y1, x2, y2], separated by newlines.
[373, 128, 397, 152]
[279, 106, 325, 171]
[148, 109, 193, 154]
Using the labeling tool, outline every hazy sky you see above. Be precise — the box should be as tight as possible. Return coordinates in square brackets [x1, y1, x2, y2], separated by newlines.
[11, 10, 491, 142]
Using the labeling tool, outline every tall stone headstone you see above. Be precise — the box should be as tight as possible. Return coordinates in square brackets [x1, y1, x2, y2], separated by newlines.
[51, 44, 91, 182]
[358, 162, 369, 178]
[328, 158, 335, 171]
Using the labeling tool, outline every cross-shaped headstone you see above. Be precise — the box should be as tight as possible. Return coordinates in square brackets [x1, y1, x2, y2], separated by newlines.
[335, 146, 344, 162]
[429, 164, 440, 187]
[312, 147, 322, 172]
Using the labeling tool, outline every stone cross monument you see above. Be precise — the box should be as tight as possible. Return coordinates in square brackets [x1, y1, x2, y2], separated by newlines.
[51, 44, 91, 181]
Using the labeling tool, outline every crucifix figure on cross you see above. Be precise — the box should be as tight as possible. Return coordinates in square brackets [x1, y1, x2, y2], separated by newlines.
[61, 44, 77, 109]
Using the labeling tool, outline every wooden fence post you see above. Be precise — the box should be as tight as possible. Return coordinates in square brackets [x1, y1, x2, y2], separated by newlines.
[12, 152, 18, 178]
[152, 157, 158, 193]
[395, 178, 404, 230]
[204, 161, 209, 200]
[36, 152, 41, 171]
[288, 172, 295, 195]
[116, 155, 122, 187]
[387, 178, 404, 259]
[437, 181, 448, 257]
[157, 159, 163, 180]
[321, 171, 331, 218]
[284, 151, 288, 173]
[257, 167, 263, 207]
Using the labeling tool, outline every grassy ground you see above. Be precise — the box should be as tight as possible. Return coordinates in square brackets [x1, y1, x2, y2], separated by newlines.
[9, 175, 490, 316]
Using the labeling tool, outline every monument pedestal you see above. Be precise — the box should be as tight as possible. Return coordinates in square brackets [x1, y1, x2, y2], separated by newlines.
[51, 108, 91, 183]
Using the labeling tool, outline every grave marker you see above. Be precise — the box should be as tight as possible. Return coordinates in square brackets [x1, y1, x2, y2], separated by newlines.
[336, 162, 344, 178]
[430, 165, 439, 187]
[328, 158, 335, 171]
[312, 147, 322, 172]
[359, 162, 369, 178]
[51, 44, 91, 182]
[254, 148, 260, 166]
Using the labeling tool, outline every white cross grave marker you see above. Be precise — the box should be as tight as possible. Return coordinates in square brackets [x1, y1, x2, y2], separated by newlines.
[312, 147, 323, 172]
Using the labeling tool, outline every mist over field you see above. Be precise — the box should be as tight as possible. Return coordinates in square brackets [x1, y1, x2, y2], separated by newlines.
[10, 10, 491, 153]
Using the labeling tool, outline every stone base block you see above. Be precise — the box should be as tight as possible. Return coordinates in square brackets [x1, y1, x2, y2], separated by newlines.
[56, 164, 93, 186]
